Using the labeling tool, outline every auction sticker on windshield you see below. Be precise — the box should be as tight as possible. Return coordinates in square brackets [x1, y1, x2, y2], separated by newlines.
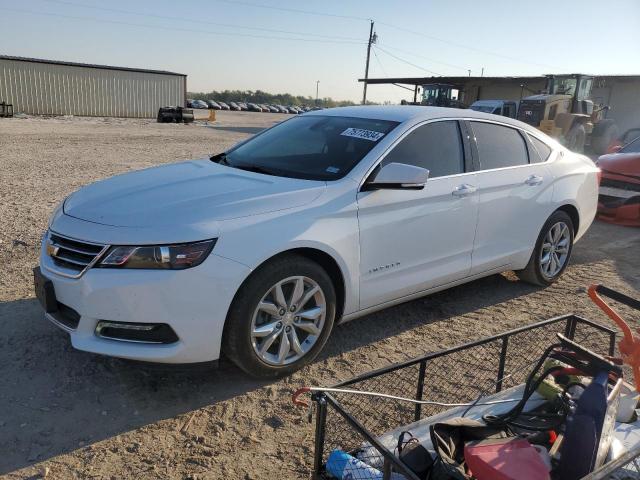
[340, 128, 385, 142]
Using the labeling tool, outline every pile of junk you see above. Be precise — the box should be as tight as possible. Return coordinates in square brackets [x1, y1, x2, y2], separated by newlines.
[293, 285, 640, 480]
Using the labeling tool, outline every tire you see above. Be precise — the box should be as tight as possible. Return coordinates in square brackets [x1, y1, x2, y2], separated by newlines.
[222, 254, 336, 378]
[516, 210, 575, 287]
[565, 124, 586, 153]
[591, 120, 619, 155]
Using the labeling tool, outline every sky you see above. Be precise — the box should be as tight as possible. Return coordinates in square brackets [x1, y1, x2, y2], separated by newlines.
[1, 0, 639, 104]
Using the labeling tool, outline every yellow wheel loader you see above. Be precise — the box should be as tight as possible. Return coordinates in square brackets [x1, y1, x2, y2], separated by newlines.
[517, 74, 617, 154]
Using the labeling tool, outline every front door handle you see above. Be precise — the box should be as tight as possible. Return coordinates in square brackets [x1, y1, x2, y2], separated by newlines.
[452, 184, 477, 197]
[524, 175, 544, 186]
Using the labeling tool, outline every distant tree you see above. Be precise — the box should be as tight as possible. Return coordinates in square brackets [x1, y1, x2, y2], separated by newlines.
[188, 89, 363, 108]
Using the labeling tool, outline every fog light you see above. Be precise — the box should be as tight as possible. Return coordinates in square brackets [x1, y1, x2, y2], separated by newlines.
[95, 321, 179, 344]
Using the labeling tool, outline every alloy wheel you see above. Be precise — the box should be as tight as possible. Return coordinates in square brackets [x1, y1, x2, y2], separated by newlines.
[250, 276, 326, 366]
[539, 221, 571, 279]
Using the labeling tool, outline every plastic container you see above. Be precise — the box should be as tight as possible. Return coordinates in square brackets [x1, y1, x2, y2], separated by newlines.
[326, 450, 405, 480]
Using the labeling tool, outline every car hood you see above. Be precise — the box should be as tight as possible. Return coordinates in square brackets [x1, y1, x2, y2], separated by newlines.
[598, 153, 640, 180]
[63, 159, 326, 228]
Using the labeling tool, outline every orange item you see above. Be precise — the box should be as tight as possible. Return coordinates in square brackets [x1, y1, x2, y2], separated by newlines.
[588, 284, 640, 393]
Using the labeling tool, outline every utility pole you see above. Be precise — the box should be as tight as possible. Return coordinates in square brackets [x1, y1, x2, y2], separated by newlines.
[316, 80, 320, 106]
[362, 20, 376, 105]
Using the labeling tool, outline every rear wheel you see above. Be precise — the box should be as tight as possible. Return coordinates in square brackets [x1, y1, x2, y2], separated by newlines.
[516, 211, 574, 286]
[222, 255, 336, 378]
[591, 120, 619, 155]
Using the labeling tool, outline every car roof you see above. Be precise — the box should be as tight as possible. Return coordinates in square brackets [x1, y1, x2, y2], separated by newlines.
[305, 105, 537, 133]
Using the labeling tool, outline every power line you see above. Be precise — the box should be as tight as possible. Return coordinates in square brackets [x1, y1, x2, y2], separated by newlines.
[371, 47, 388, 76]
[377, 21, 559, 70]
[209, 0, 371, 21]
[2, 7, 367, 45]
[374, 46, 442, 76]
[40, 0, 363, 42]
[379, 43, 470, 72]
[211, 1, 558, 71]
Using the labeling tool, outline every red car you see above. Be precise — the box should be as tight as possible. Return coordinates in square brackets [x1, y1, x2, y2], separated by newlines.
[596, 133, 640, 226]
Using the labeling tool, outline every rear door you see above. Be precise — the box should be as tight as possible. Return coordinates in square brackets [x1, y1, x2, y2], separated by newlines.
[468, 120, 554, 275]
[357, 120, 479, 309]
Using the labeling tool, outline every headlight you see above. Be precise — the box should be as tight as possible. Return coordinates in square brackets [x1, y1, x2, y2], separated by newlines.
[99, 239, 216, 270]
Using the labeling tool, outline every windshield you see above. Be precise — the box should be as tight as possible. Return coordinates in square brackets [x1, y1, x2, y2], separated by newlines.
[222, 115, 399, 180]
[470, 105, 495, 113]
[621, 136, 640, 154]
[550, 78, 577, 96]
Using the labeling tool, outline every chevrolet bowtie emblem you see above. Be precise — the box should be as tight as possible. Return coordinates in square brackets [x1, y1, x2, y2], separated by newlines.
[46, 243, 60, 257]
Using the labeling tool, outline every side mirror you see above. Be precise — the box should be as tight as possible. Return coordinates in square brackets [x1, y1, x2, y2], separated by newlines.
[363, 162, 429, 191]
[607, 144, 622, 154]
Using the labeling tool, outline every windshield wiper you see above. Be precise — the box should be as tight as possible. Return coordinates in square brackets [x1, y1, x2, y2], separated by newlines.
[210, 152, 230, 165]
[210, 153, 276, 176]
[232, 164, 277, 176]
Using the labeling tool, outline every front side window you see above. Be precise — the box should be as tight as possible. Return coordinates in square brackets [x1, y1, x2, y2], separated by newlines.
[381, 121, 464, 178]
[223, 116, 398, 180]
[471, 121, 529, 170]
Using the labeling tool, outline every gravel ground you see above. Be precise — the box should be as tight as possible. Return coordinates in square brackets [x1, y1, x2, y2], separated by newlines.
[1, 111, 639, 479]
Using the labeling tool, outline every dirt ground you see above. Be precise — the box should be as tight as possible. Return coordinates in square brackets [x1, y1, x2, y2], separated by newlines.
[1, 111, 639, 479]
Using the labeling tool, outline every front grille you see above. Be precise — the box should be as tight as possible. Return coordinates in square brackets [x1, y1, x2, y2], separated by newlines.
[47, 232, 108, 277]
[600, 177, 640, 192]
[517, 101, 545, 127]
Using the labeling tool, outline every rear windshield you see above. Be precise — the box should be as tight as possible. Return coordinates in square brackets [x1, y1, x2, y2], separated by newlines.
[224, 115, 399, 180]
[470, 105, 495, 113]
[621, 136, 640, 154]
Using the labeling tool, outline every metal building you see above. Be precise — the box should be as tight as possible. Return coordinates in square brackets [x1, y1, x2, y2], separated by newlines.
[360, 75, 640, 133]
[0, 55, 186, 118]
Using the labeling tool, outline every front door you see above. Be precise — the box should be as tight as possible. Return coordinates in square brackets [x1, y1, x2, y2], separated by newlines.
[357, 120, 479, 310]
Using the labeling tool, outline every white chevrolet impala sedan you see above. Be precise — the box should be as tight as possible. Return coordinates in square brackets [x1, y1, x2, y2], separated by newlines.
[35, 106, 599, 377]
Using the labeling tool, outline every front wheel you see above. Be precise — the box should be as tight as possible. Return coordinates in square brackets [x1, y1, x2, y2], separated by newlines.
[516, 211, 574, 286]
[222, 255, 336, 378]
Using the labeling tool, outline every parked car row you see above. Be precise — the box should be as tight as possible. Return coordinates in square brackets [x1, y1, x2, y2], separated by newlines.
[186, 99, 322, 114]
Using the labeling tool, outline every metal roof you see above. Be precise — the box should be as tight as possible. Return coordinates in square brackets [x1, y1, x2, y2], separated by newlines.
[0, 54, 186, 77]
[359, 74, 640, 85]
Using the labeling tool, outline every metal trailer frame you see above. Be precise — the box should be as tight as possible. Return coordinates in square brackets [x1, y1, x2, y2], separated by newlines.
[310, 314, 626, 480]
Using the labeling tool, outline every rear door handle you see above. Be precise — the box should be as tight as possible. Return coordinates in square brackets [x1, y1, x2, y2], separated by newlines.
[524, 175, 544, 186]
[452, 184, 477, 197]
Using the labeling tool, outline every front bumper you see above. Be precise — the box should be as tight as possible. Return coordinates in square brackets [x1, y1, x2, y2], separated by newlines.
[597, 201, 640, 227]
[597, 185, 640, 227]
[38, 236, 252, 363]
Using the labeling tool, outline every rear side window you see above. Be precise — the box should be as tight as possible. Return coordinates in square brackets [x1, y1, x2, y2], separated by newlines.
[382, 121, 464, 178]
[527, 134, 553, 163]
[471, 121, 529, 169]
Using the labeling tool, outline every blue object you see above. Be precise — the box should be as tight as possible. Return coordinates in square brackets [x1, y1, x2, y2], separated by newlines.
[326, 449, 405, 480]
[557, 371, 610, 480]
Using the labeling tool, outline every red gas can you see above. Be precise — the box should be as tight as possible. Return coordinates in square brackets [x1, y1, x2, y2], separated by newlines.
[464, 437, 550, 480]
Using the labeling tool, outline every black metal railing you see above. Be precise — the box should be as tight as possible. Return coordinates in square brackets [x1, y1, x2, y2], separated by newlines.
[311, 314, 617, 480]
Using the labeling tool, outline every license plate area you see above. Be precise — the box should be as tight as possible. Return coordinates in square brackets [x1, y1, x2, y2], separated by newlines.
[33, 267, 58, 313]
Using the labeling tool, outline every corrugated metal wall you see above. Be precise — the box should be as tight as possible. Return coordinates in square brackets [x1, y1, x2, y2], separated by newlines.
[0, 58, 185, 118]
